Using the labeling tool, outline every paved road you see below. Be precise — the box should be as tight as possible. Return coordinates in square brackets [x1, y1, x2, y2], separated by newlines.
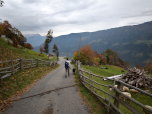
[3, 57, 91, 114]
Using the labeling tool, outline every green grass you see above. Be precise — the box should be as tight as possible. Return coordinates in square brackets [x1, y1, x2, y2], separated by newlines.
[0, 37, 59, 101]
[0, 37, 57, 61]
[73, 64, 107, 114]
[81, 65, 152, 114]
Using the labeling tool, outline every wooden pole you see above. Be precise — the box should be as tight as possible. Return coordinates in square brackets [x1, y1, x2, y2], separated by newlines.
[19, 58, 22, 70]
[108, 80, 116, 113]
[89, 70, 91, 90]
[11, 58, 13, 75]
[36, 58, 39, 67]
[79, 37, 81, 60]
[91, 71, 94, 92]
[114, 82, 123, 109]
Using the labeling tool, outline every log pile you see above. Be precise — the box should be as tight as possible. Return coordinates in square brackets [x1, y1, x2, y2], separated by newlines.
[120, 67, 152, 88]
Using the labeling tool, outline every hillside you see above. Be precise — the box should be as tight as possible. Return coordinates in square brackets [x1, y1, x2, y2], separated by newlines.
[32, 21, 152, 67]
[0, 37, 54, 62]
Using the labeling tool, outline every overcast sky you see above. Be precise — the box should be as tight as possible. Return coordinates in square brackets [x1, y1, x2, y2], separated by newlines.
[1, 0, 152, 37]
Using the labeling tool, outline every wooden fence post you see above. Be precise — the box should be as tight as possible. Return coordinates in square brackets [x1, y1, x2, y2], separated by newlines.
[114, 82, 123, 109]
[108, 79, 116, 113]
[11, 58, 13, 75]
[30, 59, 32, 68]
[36, 58, 38, 67]
[91, 71, 94, 92]
[19, 58, 22, 70]
[89, 70, 91, 90]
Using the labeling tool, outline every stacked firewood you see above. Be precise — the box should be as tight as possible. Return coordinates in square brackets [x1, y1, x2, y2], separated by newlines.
[120, 67, 152, 88]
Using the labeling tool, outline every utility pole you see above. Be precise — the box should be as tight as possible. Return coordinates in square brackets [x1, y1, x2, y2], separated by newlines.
[66, 47, 69, 58]
[79, 37, 81, 60]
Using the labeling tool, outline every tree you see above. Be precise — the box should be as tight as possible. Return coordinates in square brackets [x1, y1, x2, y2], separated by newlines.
[73, 51, 86, 64]
[0, 0, 4, 7]
[145, 59, 152, 73]
[25, 43, 33, 50]
[80, 44, 94, 65]
[136, 63, 142, 70]
[39, 47, 44, 54]
[52, 44, 59, 60]
[12, 36, 19, 47]
[43, 29, 53, 61]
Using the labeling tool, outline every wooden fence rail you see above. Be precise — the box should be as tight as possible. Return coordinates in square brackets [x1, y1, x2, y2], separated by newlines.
[76, 61, 152, 114]
[0, 58, 58, 79]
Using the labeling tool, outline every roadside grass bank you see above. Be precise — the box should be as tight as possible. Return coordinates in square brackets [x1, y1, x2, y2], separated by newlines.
[73, 63, 107, 114]
[0, 37, 57, 62]
[0, 64, 60, 101]
[81, 65, 152, 114]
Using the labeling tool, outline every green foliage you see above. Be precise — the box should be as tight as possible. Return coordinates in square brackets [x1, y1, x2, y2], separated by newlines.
[73, 51, 86, 64]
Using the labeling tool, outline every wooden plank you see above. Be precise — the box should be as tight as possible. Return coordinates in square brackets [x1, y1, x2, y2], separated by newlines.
[117, 80, 152, 97]
[0, 71, 11, 73]
[14, 67, 19, 71]
[1, 73, 11, 79]
[13, 59, 20, 62]
[114, 88, 152, 113]
[23, 67, 30, 69]
[116, 98, 142, 114]
[79, 73, 109, 87]
[0, 60, 11, 64]
[13, 63, 20, 67]
[82, 79, 113, 97]
[22, 64, 31, 67]
[0, 67, 11, 71]
[79, 69, 105, 78]
[105, 98, 123, 114]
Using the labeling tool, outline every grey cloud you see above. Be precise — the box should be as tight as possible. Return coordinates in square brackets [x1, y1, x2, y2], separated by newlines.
[1, 0, 152, 37]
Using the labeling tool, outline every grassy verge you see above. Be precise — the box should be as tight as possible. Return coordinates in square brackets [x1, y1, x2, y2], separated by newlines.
[0, 37, 57, 61]
[0, 64, 60, 101]
[73, 63, 107, 114]
[81, 65, 152, 114]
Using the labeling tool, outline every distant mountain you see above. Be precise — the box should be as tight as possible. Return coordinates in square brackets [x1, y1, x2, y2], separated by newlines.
[33, 21, 152, 67]
[25, 34, 46, 47]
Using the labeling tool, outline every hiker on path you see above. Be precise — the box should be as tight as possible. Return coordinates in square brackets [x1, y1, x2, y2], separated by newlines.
[65, 58, 71, 77]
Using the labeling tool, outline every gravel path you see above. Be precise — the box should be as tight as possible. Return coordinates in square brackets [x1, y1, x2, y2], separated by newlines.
[3, 57, 91, 114]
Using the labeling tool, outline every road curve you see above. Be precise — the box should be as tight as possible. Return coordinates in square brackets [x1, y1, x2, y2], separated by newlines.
[3, 57, 91, 114]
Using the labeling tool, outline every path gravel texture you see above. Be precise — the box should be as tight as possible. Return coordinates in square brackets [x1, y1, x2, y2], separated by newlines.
[3, 57, 91, 114]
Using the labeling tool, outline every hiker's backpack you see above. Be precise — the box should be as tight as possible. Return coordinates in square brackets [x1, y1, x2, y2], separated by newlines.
[65, 61, 69, 69]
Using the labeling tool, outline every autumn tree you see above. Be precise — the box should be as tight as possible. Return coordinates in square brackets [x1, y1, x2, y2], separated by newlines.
[136, 63, 142, 70]
[12, 36, 19, 47]
[52, 44, 59, 60]
[39, 47, 44, 54]
[73, 51, 86, 64]
[25, 43, 33, 50]
[145, 59, 152, 73]
[0, 0, 4, 7]
[80, 44, 94, 65]
[44, 29, 53, 61]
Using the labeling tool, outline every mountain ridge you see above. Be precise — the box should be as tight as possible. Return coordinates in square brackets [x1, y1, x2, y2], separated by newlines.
[30, 21, 152, 67]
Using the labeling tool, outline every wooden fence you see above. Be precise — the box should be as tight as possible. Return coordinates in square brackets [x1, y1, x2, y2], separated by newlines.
[0, 58, 58, 79]
[76, 61, 152, 114]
